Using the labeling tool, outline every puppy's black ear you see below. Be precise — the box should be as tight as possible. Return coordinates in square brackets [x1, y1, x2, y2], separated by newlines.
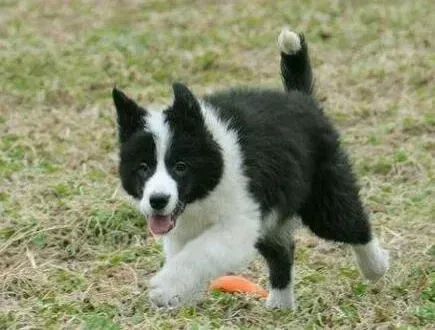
[171, 82, 203, 126]
[112, 88, 147, 143]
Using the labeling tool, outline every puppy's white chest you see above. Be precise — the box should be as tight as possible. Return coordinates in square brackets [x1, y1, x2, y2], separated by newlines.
[162, 208, 216, 258]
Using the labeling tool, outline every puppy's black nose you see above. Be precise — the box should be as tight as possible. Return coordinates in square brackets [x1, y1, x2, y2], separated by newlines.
[149, 194, 170, 210]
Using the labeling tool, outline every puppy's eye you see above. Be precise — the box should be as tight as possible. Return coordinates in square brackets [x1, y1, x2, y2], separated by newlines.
[138, 162, 150, 174]
[173, 161, 188, 176]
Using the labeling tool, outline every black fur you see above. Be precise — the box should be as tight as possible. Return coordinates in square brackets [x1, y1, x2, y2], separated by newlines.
[204, 38, 371, 291]
[280, 33, 313, 94]
[118, 130, 156, 199]
[205, 89, 328, 219]
[113, 88, 148, 143]
[164, 84, 223, 204]
[256, 238, 295, 289]
[113, 89, 155, 199]
[298, 149, 372, 244]
[206, 88, 371, 244]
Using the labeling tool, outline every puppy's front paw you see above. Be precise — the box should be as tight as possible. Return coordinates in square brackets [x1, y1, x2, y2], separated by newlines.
[149, 267, 203, 308]
[265, 287, 296, 310]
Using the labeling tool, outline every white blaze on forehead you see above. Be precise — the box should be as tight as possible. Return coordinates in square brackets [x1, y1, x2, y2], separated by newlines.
[145, 110, 171, 162]
[140, 110, 178, 215]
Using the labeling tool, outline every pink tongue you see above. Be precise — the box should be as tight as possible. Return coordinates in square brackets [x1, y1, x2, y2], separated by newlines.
[148, 215, 173, 235]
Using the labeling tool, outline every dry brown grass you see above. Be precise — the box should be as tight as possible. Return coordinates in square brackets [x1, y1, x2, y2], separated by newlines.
[1, 0, 434, 328]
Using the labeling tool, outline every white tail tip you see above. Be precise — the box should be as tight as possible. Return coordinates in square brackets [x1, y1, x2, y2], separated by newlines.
[278, 28, 301, 55]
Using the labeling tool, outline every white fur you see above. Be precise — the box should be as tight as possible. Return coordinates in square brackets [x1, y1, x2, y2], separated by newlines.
[266, 278, 295, 310]
[278, 28, 301, 55]
[262, 209, 280, 234]
[261, 210, 301, 239]
[139, 111, 178, 216]
[352, 237, 389, 281]
[149, 101, 261, 308]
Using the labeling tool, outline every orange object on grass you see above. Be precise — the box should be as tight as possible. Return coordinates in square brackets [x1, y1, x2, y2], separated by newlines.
[209, 275, 268, 298]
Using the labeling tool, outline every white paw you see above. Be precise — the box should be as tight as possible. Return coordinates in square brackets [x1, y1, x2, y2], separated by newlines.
[278, 28, 301, 55]
[265, 287, 296, 310]
[353, 238, 390, 282]
[361, 247, 390, 282]
[148, 267, 203, 308]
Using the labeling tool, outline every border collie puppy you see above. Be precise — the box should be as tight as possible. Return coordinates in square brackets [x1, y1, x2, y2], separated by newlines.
[112, 28, 389, 309]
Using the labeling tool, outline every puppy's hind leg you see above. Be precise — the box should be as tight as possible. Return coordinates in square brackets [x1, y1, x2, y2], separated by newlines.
[298, 150, 389, 281]
[278, 28, 313, 94]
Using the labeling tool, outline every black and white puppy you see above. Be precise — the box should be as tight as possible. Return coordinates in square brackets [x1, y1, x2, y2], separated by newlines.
[112, 28, 389, 309]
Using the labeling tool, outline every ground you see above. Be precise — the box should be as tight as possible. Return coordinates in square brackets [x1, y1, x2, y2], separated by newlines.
[0, 0, 434, 329]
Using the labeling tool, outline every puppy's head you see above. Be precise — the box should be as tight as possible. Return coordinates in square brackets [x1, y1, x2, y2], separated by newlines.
[112, 83, 223, 235]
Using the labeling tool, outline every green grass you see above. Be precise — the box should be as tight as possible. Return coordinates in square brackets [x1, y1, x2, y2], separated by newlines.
[1, 0, 434, 328]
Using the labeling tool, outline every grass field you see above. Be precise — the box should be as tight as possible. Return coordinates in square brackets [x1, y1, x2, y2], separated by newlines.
[1, 0, 434, 328]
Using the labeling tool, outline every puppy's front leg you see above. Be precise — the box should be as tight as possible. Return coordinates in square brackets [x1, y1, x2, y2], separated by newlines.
[149, 220, 258, 308]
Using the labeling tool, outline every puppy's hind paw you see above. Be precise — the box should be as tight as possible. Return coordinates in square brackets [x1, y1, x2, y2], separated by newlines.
[353, 237, 390, 282]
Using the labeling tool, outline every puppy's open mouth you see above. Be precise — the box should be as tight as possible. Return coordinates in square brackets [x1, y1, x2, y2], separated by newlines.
[147, 202, 185, 236]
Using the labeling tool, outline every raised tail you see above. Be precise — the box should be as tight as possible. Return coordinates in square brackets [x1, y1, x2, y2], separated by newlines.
[278, 28, 313, 94]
